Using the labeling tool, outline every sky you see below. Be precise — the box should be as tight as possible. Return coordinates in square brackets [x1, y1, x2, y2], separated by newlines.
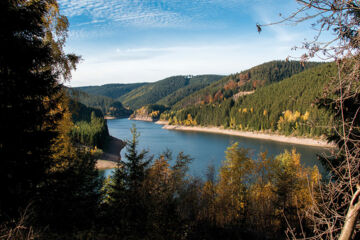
[58, 0, 328, 87]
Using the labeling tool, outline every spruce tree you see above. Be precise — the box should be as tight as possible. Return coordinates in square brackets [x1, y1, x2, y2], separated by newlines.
[0, 0, 61, 220]
[107, 126, 152, 238]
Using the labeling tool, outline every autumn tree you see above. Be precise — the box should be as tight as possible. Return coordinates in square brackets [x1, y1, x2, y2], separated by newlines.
[258, 1, 360, 239]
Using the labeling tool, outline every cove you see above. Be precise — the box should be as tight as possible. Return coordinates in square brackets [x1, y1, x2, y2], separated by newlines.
[101, 118, 329, 178]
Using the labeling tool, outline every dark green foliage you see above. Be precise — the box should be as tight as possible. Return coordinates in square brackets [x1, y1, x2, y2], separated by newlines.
[0, 0, 61, 220]
[172, 61, 322, 109]
[165, 63, 335, 137]
[67, 88, 132, 118]
[119, 75, 223, 109]
[107, 101, 132, 118]
[0, 2, 102, 239]
[156, 75, 225, 107]
[104, 127, 153, 238]
[37, 151, 102, 234]
[76, 82, 148, 99]
[70, 111, 109, 148]
[317, 92, 360, 171]
[69, 99, 103, 122]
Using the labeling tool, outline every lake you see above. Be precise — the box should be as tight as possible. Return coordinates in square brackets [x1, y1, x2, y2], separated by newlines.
[101, 118, 329, 178]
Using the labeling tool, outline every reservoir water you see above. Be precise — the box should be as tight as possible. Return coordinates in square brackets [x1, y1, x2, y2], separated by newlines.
[102, 118, 329, 178]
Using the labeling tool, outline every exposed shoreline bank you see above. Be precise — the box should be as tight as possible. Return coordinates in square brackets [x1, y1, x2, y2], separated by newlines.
[96, 136, 126, 170]
[156, 121, 334, 148]
[128, 116, 154, 122]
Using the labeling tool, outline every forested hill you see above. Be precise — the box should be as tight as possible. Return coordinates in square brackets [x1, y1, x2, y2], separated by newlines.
[68, 100, 110, 149]
[172, 60, 322, 110]
[75, 82, 148, 99]
[118, 74, 224, 109]
[161, 63, 336, 137]
[67, 88, 132, 118]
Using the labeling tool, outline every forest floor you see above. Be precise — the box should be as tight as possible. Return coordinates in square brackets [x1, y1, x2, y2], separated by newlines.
[96, 136, 126, 170]
[158, 122, 335, 148]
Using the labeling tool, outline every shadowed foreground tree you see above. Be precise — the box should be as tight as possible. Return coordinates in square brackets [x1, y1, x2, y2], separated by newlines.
[0, 0, 63, 221]
[0, 1, 101, 238]
[104, 126, 153, 238]
[258, 1, 360, 239]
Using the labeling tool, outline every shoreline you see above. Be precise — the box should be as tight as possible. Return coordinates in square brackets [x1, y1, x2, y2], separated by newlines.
[156, 121, 334, 148]
[96, 136, 126, 170]
[128, 116, 154, 122]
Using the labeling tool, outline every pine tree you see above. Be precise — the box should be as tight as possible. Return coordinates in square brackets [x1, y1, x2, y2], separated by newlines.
[106, 126, 152, 238]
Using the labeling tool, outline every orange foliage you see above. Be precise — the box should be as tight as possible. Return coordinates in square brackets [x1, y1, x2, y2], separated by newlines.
[224, 80, 237, 91]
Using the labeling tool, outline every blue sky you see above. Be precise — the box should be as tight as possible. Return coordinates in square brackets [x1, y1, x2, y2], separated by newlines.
[58, 0, 327, 87]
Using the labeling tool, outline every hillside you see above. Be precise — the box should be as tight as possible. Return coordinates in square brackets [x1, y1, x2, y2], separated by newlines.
[118, 75, 223, 109]
[172, 60, 322, 109]
[68, 100, 110, 149]
[161, 63, 336, 137]
[67, 88, 132, 118]
[75, 82, 148, 99]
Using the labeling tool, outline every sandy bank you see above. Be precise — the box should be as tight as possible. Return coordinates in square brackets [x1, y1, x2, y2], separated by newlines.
[104, 116, 116, 120]
[155, 120, 168, 125]
[162, 125, 334, 148]
[96, 160, 118, 170]
[96, 136, 126, 170]
[129, 116, 154, 122]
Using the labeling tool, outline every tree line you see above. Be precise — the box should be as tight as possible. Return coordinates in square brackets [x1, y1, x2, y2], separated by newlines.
[67, 88, 132, 118]
[161, 63, 336, 137]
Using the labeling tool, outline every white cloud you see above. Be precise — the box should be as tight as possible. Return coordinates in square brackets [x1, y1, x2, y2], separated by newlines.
[57, 0, 190, 27]
[58, 0, 251, 28]
[68, 40, 296, 87]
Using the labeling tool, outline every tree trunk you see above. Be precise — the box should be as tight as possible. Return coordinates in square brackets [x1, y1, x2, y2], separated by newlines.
[339, 186, 360, 240]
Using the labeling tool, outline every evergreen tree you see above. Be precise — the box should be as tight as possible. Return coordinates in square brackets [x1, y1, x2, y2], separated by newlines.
[0, 0, 63, 220]
[106, 126, 152, 238]
[0, 1, 102, 238]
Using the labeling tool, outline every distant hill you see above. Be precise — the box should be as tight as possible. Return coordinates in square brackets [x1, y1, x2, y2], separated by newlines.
[161, 62, 335, 137]
[67, 88, 132, 118]
[118, 75, 224, 109]
[172, 61, 322, 110]
[68, 99, 104, 123]
[75, 82, 148, 99]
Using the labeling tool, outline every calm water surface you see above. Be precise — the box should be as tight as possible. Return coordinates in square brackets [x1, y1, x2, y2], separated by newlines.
[101, 119, 329, 178]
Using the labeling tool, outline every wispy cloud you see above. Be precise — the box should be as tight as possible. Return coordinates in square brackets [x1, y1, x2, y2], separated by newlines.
[68, 40, 294, 87]
[58, 0, 188, 28]
[58, 0, 248, 28]
[60, 0, 320, 87]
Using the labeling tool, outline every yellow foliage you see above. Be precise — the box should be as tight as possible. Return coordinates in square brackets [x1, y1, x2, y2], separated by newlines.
[149, 110, 160, 118]
[301, 111, 310, 121]
[242, 108, 247, 113]
[274, 149, 320, 209]
[215, 143, 254, 225]
[263, 109, 268, 116]
[50, 92, 77, 171]
[212, 146, 321, 229]
[145, 156, 172, 195]
[283, 110, 301, 122]
[184, 114, 197, 126]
